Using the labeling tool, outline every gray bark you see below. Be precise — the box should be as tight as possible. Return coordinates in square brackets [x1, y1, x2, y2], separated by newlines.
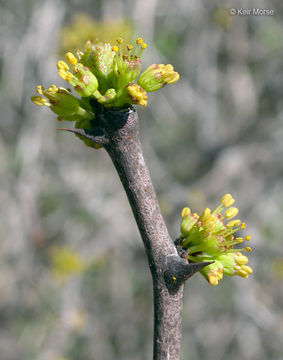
[62, 103, 210, 360]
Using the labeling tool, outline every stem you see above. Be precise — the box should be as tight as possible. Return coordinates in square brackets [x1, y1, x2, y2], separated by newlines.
[100, 106, 183, 359]
[65, 102, 211, 359]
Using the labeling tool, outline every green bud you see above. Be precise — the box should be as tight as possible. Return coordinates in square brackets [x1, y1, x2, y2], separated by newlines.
[200, 260, 223, 286]
[216, 254, 236, 276]
[138, 64, 179, 92]
[181, 214, 198, 236]
[80, 42, 115, 91]
[113, 58, 142, 89]
[98, 88, 117, 105]
[43, 86, 80, 116]
[72, 64, 99, 97]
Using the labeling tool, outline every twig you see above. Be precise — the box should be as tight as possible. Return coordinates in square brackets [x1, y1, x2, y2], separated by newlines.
[65, 105, 210, 360]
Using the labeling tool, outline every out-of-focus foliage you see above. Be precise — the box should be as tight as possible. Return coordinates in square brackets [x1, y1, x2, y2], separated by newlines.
[49, 246, 85, 280]
[1, 0, 283, 360]
[59, 14, 133, 54]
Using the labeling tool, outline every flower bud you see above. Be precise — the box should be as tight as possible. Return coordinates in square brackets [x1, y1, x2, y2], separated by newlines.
[72, 64, 99, 97]
[125, 83, 147, 107]
[216, 253, 237, 276]
[200, 260, 223, 286]
[80, 42, 115, 91]
[138, 64, 179, 92]
[31, 85, 94, 121]
[200, 208, 211, 221]
[43, 86, 80, 116]
[180, 213, 198, 236]
[181, 207, 191, 219]
[97, 88, 117, 105]
[114, 58, 142, 88]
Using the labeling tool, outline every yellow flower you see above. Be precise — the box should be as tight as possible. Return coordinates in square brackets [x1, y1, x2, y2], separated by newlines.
[31, 36, 180, 146]
[138, 64, 179, 92]
[125, 83, 147, 107]
[179, 194, 253, 285]
[31, 85, 94, 122]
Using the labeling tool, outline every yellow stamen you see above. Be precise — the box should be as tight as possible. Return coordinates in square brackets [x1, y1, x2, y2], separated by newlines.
[201, 208, 211, 220]
[224, 207, 239, 219]
[137, 42, 148, 58]
[207, 271, 223, 286]
[221, 194, 235, 207]
[57, 60, 69, 71]
[47, 84, 58, 93]
[241, 265, 253, 274]
[172, 276, 177, 281]
[245, 235, 251, 241]
[136, 37, 143, 45]
[236, 255, 249, 265]
[227, 220, 241, 228]
[208, 276, 219, 286]
[36, 85, 44, 95]
[205, 216, 217, 227]
[127, 44, 133, 51]
[235, 237, 243, 243]
[192, 212, 199, 219]
[116, 37, 123, 43]
[245, 246, 252, 252]
[112, 45, 119, 52]
[181, 207, 191, 219]
[58, 69, 68, 80]
[240, 222, 246, 229]
[30, 95, 47, 106]
[58, 69, 73, 82]
[65, 72, 73, 82]
[65, 52, 77, 65]
[126, 83, 147, 106]
[166, 72, 180, 84]
[236, 270, 249, 278]
[204, 220, 217, 232]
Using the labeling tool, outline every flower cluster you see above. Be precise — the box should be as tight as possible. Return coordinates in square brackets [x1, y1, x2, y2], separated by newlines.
[179, 194, 253, 286]
[31, 36, 179, 124]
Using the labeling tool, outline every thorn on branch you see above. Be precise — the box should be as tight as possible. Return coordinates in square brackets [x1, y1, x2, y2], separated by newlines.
[164, 255, 214, 295]
[57, 127, 109, 145]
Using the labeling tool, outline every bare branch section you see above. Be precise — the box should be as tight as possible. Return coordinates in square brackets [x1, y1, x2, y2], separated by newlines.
[65, 102, 210, 360]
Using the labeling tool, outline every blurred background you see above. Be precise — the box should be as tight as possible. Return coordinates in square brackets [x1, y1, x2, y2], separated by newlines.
[1, 0, 283, 359]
